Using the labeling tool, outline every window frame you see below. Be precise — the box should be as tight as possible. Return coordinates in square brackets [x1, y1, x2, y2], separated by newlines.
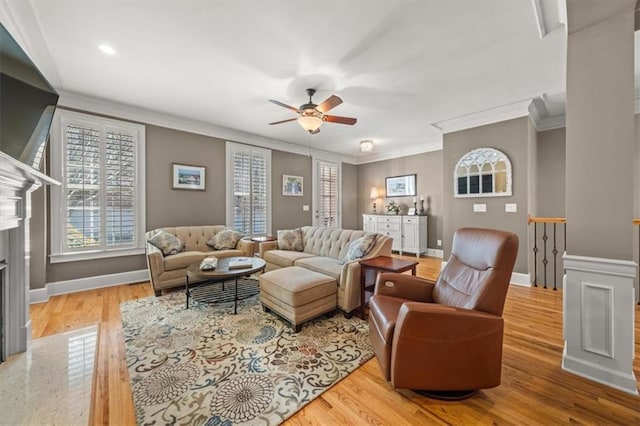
[225, 141, 272, 237]
[454, 147, 512, 198]
[312, 157, 341, 228]
[49, 109, 146, 263]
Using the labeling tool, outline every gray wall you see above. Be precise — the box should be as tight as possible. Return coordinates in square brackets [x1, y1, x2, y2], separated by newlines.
[356, 151, 443, 249]
[443, 117, 531, 274]
[341, 163, 358, 230]
[536, 128, 566, 217]
[271, 151, 312, 232]
[146, 125, 227, 230]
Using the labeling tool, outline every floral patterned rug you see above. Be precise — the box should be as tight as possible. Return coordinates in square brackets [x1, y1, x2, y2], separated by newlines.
[120, 279, 374, 425]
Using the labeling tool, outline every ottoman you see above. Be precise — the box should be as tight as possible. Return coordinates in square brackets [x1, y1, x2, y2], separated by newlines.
[259, 266, 337, 332]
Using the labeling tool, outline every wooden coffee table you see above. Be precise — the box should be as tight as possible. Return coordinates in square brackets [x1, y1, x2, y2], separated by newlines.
[185, 256, 266, 314]
[358, 256, 418, 319]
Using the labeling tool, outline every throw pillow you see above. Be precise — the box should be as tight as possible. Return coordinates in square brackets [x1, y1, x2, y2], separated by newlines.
[277, 229, 304, 251]
[340, 233, 378, 264]
[147, 230, 184, 256]
[207, 229, 243, 250]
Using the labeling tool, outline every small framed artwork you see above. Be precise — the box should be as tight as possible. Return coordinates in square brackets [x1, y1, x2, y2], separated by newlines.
[172, 163, 206, 191]
[385, 174, 417, 197]
[408, 207, 416, 216]
[282, 175, 303, 196]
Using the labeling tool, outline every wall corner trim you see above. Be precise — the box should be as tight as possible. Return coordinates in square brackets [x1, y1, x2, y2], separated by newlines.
[30, 269, 150, 304]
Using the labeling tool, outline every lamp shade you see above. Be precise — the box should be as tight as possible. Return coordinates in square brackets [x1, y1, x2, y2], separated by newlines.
[360, 140, 374, 152]
[370, 187, 379, 199]
[298, 115, 323, 132]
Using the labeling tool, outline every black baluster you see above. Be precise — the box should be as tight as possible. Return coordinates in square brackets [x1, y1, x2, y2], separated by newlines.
[542, 223, 548, 289]
[552, 223, 558, 291]
[533, 222, 538, 287]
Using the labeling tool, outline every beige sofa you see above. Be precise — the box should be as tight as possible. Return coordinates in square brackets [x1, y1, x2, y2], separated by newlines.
[259, 226, 392, 315]
[145, 225, 254, 295]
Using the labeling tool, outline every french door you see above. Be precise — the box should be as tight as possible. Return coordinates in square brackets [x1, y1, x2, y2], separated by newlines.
[312, 159, 341, 228]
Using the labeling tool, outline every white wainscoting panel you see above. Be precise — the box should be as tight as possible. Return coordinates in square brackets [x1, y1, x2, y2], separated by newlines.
[562, 254, 638, 395]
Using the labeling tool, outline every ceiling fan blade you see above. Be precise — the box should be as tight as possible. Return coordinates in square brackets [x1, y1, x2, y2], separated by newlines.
[268, 118, 298, 125]
[324, 115, 357, 125]
[315, 95, 343, 113]
[269, 99, 300, 113]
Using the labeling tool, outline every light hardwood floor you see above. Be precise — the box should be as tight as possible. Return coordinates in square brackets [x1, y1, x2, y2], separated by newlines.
[30, 256, 640, 425]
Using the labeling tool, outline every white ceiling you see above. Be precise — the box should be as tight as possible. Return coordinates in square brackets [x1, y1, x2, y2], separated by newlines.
[1, 0, 617, 162]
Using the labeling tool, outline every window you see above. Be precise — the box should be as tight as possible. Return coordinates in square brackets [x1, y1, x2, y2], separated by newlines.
[226, 142, 271, 237]
[313, 159, 340, 228]
[50, 110, 145, 262]
[454, 147, 512, 198]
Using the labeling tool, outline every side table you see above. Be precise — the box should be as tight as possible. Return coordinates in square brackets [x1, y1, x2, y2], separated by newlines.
[358, 256, 418, 319]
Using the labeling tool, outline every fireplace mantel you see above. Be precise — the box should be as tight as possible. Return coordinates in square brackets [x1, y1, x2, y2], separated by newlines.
[0, 151, 59, 358]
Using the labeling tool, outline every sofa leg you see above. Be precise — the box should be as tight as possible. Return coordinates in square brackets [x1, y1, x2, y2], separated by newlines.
[262, 304, 270, 313]
[154, 289, 161, 297]
[343, 312, 353, 319]
[293, 323, 302, 333]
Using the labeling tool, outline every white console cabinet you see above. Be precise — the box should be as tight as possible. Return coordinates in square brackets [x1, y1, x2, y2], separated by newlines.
[362, 214, 427, 257]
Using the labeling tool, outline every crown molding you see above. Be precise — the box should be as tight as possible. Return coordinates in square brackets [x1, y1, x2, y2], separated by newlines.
[531, 0, 567, 39]
[57, 90, 357, 164]
[355, 140, 443, 165]
[432, 99, 533, 134]
[1, 0, 63, 88]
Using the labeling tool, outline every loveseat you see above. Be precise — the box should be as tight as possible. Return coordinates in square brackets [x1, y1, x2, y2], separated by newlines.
[259, 226, 393, 315]
[145, 225, 255, 295]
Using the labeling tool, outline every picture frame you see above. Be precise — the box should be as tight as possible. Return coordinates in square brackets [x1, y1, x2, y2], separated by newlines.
[385, 174, 416, 197]
[408, 207, 416, 215]
[172, 163, 206, 191]
[282, 174, 303, 196]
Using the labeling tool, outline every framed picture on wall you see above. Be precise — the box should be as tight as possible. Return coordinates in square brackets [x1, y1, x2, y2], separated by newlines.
[172, 163, 206, 190]
[385, 174, 416, 197]
[282, 175, 303, 196]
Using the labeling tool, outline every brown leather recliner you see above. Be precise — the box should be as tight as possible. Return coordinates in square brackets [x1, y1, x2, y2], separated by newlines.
[368, 227, 519, 399]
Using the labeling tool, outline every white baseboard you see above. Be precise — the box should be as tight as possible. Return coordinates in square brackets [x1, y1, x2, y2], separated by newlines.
[563, 348, 639, 396]
[426, 248, 444, 258]
[440, 260, 531, 287]
[30, 269, 149, 304]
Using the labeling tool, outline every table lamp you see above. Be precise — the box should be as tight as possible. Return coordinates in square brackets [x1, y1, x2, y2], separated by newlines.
[370, 187, 379, 213]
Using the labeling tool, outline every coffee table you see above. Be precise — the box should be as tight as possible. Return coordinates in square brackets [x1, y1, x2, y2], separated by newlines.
[185, 256, 266, 314]
[358, 256, 419, 319]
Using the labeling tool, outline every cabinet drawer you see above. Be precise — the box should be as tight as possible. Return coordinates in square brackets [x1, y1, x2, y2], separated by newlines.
[379, 222, 400, 232]
[364, 216, 377, 223]
[378, 216, 401, 224]
[383, 230, 401, 238]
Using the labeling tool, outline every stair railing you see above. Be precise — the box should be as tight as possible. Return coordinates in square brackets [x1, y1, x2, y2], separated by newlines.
[528, 216, 566, 290]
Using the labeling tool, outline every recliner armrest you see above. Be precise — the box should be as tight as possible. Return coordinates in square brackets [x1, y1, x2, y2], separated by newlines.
[374, 273, 435, 302]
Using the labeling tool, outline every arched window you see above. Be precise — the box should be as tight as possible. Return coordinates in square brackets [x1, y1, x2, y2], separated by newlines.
[454, 147, 512, 198]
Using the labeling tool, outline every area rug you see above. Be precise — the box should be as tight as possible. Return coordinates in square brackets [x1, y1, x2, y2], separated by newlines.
[120, 279, 374, 425]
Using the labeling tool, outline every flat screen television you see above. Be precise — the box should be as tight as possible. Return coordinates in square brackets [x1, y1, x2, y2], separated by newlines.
[0, 23, 59, 172]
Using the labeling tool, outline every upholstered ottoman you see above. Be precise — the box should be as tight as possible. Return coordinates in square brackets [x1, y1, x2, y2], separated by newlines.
[259, 266, 337, 332]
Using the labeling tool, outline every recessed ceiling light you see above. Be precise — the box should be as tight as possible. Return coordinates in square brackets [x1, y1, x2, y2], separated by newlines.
[98, 44, 116, 55]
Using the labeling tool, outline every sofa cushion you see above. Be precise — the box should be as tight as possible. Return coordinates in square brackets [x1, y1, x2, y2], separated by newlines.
[207, 229, 243, 250]
[263, 249, 315, 267]
[277, 229, 304, 251]
[340, 233, 377, 264]
[300, 227, 367, 260]
[294, 256, 343, 281]
[148, 230, 184, 255]
[164, 251, 208, 271]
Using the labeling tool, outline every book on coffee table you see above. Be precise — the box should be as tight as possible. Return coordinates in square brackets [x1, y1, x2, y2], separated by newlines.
[200, 257, 218, 271]
[228, 257, 252, 269]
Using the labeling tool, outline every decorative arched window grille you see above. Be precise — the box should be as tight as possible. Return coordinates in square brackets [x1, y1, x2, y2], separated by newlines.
[454, 147, 512, 198]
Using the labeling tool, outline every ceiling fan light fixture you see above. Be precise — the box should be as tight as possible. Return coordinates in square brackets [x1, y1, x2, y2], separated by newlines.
[298, 114, 323, 133]
[360, 140, 374, 152]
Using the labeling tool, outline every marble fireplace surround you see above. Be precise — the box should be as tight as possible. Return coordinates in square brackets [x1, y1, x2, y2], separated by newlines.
[0, 152, 58, 358]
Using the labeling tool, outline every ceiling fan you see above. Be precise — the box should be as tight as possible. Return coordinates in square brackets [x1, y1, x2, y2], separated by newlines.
[268, 88, 357, 134]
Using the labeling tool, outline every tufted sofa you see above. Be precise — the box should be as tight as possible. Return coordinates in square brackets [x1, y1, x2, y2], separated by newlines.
[145, 225, 255, 296]
[259, 226, 392, 315]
